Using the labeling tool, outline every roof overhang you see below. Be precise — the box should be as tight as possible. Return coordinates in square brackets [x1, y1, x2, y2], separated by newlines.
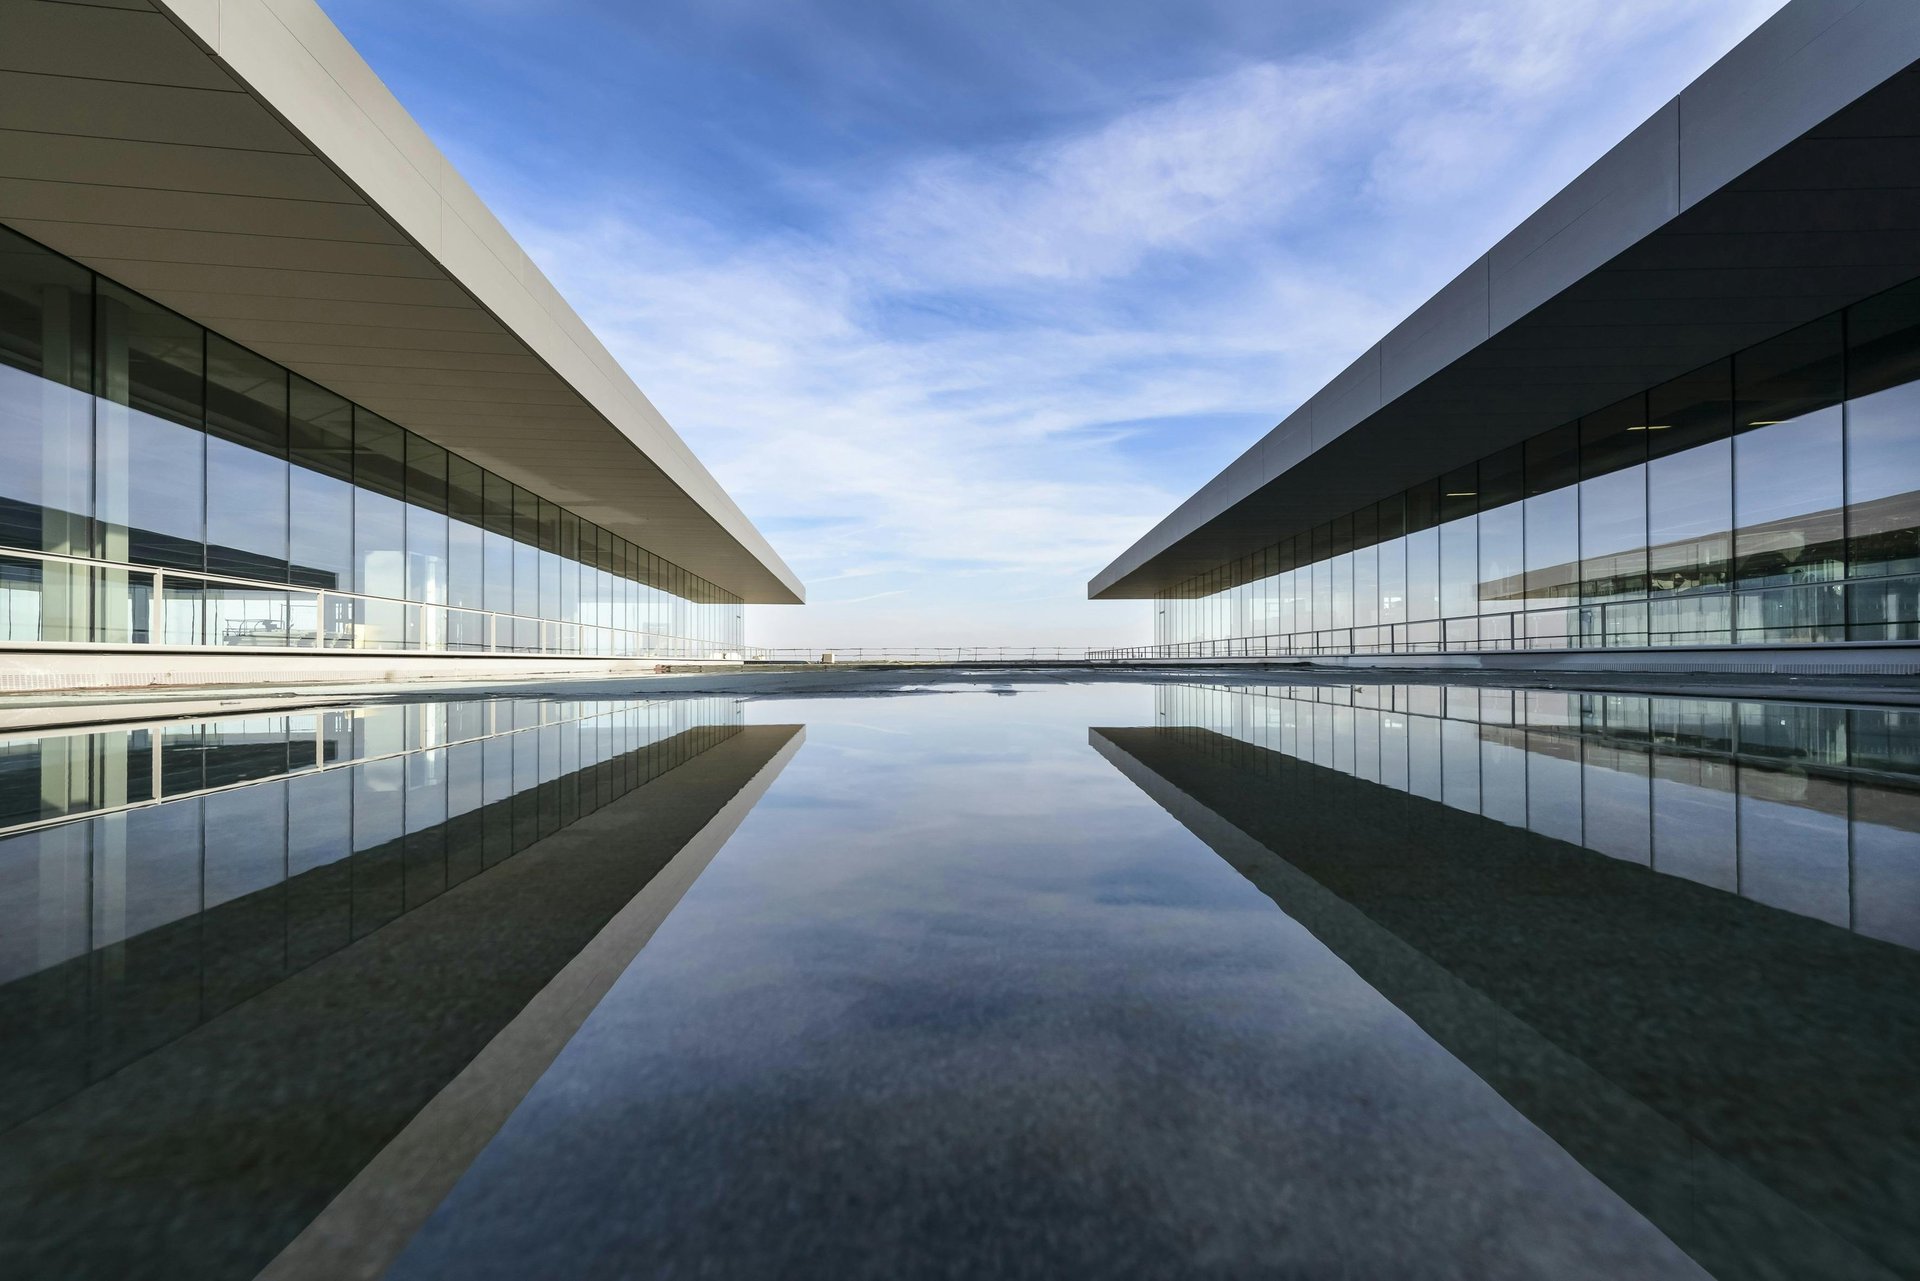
[1092, 0, 1920, 600]
[0, 0, 803, 604]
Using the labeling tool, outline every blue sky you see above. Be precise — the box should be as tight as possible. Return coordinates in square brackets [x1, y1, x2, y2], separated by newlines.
[319, 0, 1785, 648]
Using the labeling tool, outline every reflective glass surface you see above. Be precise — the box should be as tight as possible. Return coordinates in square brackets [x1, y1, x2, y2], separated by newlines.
[0, 225, 742, 657]
[1, 679, 1913, 1279]
[1132, 279, 1920, 659]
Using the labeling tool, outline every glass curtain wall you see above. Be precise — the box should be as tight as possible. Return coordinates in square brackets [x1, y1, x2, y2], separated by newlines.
[0, 225, 745, 656]
[1151, 682, 1920, 949]
[1133, 278, 1920, 658]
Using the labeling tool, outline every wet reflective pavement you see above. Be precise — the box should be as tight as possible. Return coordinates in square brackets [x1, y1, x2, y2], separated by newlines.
[0, 679, 1915, 1279]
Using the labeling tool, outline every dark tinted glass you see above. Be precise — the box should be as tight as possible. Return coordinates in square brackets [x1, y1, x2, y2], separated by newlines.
[1375, 494, 1405, 542]
[205, 336, 286, 454]
[1440, 465, 1478, 522]
[1405, 479, 1439, 533]
[0, 229, 92, 554]
[1480, 446, 1524, 509]
[482, 470, 515, 538]
[96, 284, 203, 569]
[405, 434, 448, 515]
[1352, 504, 1378, 552]
[98, 281, 201, 431]
[1329, 514, 1353, 560]
[1646, 359, 1730, 458]
[290, 377, 352, 483]
[1736, 314, 1843, 433]
[288, 393, 352, 591]
[0, 224, 90, 393]
[1847, 280, 1920, 577]
[204, 337, 289, 580]
[354, 410, 406, 503]
[1579, 394, 1647, 479]
[1525, 423, 1578, 496]
[448, 455, 485, 610]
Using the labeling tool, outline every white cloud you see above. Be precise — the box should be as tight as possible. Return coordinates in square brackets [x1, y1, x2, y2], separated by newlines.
[478, 0, 1785, 648]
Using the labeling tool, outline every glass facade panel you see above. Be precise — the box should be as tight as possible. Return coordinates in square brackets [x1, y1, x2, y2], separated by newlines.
[96, 283, 204, 571]
[289, 377, 352, 592]
[404, 433, 448, 610]
[1578, 398, 1646, 605]
[1847, 280, 1920, 580]
[0, 225, 744, 659]
[1734, 317, 1845, 588]
[205, 340, 290, 582]
[0, 228, 91, 563]
[1126, 274, 1920, 662]
[447, 454, 484, 611]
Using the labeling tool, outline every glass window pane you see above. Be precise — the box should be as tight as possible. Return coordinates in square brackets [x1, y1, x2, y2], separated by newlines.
[403, 432, 447, 513]
[206, 437, 289, 581]
[204, 336, 288, 581]
[560, 510, 580, 625]
[1848, 575, 1920, 641]
[94, 283, 203, 570]
[447, 455, 484, 610]
[1478, 502, 1522, 615]
[1439, 517, 1477, 619]
[353, 407, 406, 501]
[0, 553, 97, 643]
[1351, 540, 1378, 629]
[205, 334, 285, 453]
[513, 487, 538, 620]
[1734, 417, 1844, 587]
[1578, 397, 1647, 604]
[1733, 315, 1845, 587]
[289, 377, 352, 591]
[1646, 359, 1731, 458]
[353, 411, 407, 600]
[1648, 439, 1731, 596]
[483, 471, 514, 614]
[407, 504, 448, 607]
[1847, 282, 1920, 579]
[0, 228, 92, 557]
[403, 432, 448, 607]
[1406, 527, 1438, 623]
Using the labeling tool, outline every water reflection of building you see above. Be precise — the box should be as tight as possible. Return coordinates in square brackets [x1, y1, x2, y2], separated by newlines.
[1131, 682, 1920, 945]
[0, 695, 801, 1281]
[1094, 684, 1920, 1280]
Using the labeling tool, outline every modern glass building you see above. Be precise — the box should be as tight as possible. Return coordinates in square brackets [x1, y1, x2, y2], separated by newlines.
[1, 227, 746, 658]
[1091, 2, 1920, 672]
[1124, 292, 1920, 657]
[0, 0, 801, 686]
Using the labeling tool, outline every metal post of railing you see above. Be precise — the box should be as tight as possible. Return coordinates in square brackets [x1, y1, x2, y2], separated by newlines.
[151, 570, 165, 645]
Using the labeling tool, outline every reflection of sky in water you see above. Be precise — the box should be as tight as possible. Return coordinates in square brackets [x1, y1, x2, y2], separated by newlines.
[393, 684, 1703, 1280]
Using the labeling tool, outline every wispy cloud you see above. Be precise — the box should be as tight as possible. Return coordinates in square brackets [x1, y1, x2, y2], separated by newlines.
[349, 0, 1786, 646]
